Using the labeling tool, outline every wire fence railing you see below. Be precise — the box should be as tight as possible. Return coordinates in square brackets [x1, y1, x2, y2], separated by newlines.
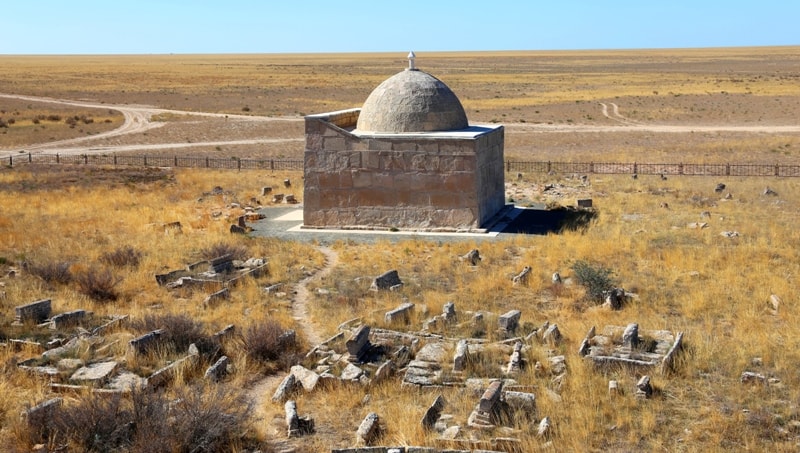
[3, 153, 800, 177]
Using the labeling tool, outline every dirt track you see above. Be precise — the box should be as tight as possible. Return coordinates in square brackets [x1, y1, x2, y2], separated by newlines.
[0, 93, 302, 158]
[2, 93, 799, 160]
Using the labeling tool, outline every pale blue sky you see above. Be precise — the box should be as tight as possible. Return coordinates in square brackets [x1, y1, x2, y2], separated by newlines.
[1, 0, 797, 54]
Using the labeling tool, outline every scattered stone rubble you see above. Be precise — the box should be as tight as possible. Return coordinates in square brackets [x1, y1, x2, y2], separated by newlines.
[155, 254, 268, 290]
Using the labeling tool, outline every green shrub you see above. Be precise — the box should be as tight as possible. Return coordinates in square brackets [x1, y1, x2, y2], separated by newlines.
[571, 260, 616, 302]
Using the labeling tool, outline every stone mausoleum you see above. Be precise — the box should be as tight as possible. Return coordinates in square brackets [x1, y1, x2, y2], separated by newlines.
[303, 53, 505, 231]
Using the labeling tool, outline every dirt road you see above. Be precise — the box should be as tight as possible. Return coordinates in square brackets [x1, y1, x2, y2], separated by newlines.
[0, 93, 302, 158]
[2, 93, 799, 160]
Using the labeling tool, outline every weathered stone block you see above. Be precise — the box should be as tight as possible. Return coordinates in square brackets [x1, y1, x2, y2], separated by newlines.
[15, 299, 51, 323]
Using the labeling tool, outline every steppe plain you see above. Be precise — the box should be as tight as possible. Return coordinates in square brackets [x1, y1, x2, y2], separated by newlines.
[1, 47, 800, 452]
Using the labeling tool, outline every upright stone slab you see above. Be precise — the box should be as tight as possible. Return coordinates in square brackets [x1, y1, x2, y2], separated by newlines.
[506, 341, 523, 374]
[504, 391, 536, 418]
[370, 270, 403, 291]
[421, 394, 445, 430]
[204, 355, 230, 382]
[346, 325, 372, 362]
[272, 373, 298, 402]
[453, 339, 470, 372]
[384, 302, 414, 324]
[356, 412, 381, 445]
[129, 329, 165, 354]
[50, 309, 86, 330]
[622, 323, 639, 349]
[442, 302, 456, 323]
[542, 324, 562, 345]
[498, 310, 521, 333]
[15, 299, 51, 323]
[479, 380, 504, 413]
[208, 254, 233, 273]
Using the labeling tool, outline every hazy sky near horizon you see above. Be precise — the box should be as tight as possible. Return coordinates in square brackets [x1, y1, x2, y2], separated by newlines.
[2, 0, 797, 54]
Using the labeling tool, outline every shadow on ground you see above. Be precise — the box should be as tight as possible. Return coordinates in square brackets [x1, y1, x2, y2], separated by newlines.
[498, 206, 596, 235]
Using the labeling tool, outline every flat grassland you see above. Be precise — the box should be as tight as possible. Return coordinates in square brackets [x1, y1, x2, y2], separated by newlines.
[1, 49, 800, 452]
[2, 47, 800, 162]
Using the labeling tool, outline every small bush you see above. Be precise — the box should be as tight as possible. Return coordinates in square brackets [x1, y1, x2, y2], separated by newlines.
[46, 114, 61, 122]
[44, 385, 253, 453]
[100, 245, 142, 268]
[243, 320, 297, 364]
[23, 260, 72, 284]
[572, 260, 616, 302]
[75, 267, 121, 302]
[198, 241, 248, 261]
[51, 393, 133, 452]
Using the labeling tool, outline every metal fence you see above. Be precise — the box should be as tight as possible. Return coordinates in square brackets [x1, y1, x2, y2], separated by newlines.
[1, 153, 304, 171]
[3, 153, 800, 177]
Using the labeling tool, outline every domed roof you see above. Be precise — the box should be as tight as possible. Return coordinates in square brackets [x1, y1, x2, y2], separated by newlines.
[356, 68, 469, 133]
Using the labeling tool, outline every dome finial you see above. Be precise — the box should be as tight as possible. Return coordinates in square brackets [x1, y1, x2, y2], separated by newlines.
[407, 51, 416, 70]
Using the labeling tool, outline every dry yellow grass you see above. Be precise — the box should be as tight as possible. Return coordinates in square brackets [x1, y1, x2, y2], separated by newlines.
[1, 47, 800, 452]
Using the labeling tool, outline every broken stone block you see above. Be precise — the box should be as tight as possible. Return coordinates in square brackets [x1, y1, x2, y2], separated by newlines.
[129, 329, 165, 354]
[272, 374, 298, 403]
[542, 323, 562, 345]
[442, 302, 456, 323]
[479, 380, 504, 413]
[504, 391, 536, 418]
[421, 394, 445, 430]
[512, 266, 531, 285]
[370, 270, 403, 291]
[608, 380, 620, 397]
[290, 365, 320, 392]
[741, 371, 768, 384]
[204, 355, 230, 382]
[70, 361, 118, 385]
[537, 416, 552, 438]
[15, 299, 51, 324]
[340, 363, 365, 381]
[635, 375, 653, 398]
[50, 309, 87, 330]
[203, 288, 230, 308]
[384, 302, 414, 325]
[453, 339, 470, 372]
[605, 287, 626, 310]
[461, 249, 481, 265]
[285, 400, 314, 438]
[23, 398, 62, 443]
[622, 323, 639, 349]
[373, 360, 394, 383]
[506, 342, 523, 374]
[498, 310, 521, 333]
[356, 412, 381, 445]
[346, 325, 371, 362]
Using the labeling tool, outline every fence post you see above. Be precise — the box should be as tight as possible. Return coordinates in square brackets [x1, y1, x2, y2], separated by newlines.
[726, 163, 730, 176]
[633, 162, 637, 174]
[237, 159, 241, 171]
[547, 161, 551, 173]
[775, 164, 780, 176]
[206, 157, 209, 168]
[56, 153, 59, 164]
[84, 154, 88, 165]
[8, 155, 11, 167]
[590, 162, 594, 173]
[506, 160, 510, 172]
[28, 152, 32, 163]
[270, 160, 274, 171]
[174, 156, 178, 167]
[114, 154, 117, 166]
[143, 156, 147, 167]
